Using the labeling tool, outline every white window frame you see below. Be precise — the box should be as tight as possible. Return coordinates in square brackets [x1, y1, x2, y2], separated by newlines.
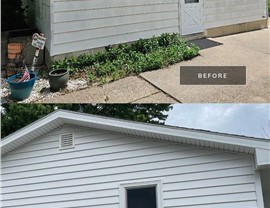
[119, 180, 163, 208]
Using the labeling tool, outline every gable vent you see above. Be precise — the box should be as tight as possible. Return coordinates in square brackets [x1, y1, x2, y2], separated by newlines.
[59, 133, 74, 150]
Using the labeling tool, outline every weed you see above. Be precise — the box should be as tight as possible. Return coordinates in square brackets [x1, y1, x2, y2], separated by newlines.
[51, 33, 200, 84]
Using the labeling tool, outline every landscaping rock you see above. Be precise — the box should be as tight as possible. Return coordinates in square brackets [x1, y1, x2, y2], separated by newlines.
[1, 77, 89, 103]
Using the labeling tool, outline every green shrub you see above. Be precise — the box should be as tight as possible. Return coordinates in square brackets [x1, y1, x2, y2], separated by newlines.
[1, 0, 28, 31]
[268, 0, 270, 15]
[52, 33, 200, 84]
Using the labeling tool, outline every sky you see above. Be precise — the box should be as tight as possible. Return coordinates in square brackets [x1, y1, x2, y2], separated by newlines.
[1, 104, 269, 139]
[165, 104, 270, 139]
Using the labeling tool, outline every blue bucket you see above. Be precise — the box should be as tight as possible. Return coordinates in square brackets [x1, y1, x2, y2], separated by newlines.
[7, 72, 37, 100]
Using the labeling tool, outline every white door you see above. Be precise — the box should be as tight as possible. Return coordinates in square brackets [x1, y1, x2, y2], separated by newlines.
[181, 0, 203, 35]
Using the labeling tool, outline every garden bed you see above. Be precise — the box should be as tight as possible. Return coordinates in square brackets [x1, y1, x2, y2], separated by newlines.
[1, 33, 200, 103]
[52, 33, 200, 84]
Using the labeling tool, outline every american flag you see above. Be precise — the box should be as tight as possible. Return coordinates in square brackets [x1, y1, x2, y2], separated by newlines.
[19, 66, 31, 82]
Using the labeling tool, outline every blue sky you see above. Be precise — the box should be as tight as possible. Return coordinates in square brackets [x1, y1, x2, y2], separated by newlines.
[165, 104, 270, 139]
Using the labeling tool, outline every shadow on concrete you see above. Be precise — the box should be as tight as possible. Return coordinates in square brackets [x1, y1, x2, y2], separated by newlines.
[189, 38, 223, 50]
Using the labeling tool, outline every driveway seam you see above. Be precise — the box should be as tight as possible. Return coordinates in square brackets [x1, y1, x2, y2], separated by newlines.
[137, 75, 182, 103]
[131, 91, 161, 103]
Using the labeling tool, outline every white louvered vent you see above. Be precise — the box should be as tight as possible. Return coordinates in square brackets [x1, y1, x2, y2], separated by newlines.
[59, 133, 74, 150]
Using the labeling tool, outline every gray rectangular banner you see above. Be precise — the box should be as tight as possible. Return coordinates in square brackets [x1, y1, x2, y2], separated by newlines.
[180, 66, 246, 85]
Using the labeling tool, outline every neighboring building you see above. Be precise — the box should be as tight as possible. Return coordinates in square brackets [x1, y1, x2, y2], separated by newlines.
[1, 110, 270, 208]
[24, 0, 268, 61]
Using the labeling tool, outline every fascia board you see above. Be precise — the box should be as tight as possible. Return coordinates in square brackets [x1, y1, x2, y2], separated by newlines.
[1, 111, 60, 147]
[1, 110, 269, 156]
[59, 111, 270, 151]
[255, 148, 270, 169]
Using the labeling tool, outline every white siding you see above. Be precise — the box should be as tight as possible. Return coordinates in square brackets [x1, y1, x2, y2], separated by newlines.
[51, 0, 180, 56]
[26, 0, 267, 56]
[1, 125, 260, 208]
[204, 0, 267, 29]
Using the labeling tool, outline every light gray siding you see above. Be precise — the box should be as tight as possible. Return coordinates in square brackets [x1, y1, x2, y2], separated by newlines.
[204, 0, 267, 29]
[51, 0, 180, 56]
[25, 0, 52, 53]
[35, 0, 52, 52]
[1, 125, 260, 208]
[25, 0, 267, 57]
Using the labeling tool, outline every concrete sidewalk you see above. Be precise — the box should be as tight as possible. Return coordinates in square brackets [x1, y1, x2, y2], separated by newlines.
[141, 28, 269, 103]
[42, 28, 270, 103]
[42, 76, 178, 103]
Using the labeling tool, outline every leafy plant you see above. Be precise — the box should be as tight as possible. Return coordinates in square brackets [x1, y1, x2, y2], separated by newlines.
[1, 0, 28, 31]
[51, 33, 200, 84]
[268, 0, 270, 15]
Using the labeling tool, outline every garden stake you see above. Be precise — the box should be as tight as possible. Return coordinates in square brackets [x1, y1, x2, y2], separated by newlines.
[18, 33, 45, 82]
[31, 33, 44, 72]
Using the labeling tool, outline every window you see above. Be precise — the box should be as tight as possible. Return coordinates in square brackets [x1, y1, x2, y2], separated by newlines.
[185, 0, 199, 3]
[127, 187, 157, 208]
[119, 180, 163, 208]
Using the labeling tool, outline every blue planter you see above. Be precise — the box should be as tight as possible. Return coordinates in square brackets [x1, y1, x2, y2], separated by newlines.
[7, 72, 37, 100]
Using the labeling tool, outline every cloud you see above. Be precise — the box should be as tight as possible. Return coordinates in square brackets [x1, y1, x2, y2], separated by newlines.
[166, 104, 269, 138]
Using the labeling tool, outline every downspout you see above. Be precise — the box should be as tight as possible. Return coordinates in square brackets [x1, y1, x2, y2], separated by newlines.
[50, 0, 55, 57]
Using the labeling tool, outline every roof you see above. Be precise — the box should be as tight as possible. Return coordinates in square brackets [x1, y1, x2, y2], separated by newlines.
[1, 110, 270, 168]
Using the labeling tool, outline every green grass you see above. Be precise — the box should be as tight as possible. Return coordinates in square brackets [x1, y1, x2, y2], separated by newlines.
[52, 33, 200, 84]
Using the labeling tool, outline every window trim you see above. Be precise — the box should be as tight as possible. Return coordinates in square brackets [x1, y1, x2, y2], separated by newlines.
[119, 180, 163, 208]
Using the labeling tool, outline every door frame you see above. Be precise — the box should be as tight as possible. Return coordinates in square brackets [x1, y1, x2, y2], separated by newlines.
[179, 0, 205, 35]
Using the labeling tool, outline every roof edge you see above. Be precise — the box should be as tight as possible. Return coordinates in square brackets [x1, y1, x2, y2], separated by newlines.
[1, 110, 269, 160]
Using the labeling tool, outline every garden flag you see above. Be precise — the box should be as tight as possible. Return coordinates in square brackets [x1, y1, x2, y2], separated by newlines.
[19, 65, 30, 82]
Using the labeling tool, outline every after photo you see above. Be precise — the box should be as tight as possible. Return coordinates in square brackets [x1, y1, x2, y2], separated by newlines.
[0, 104, 269, 207]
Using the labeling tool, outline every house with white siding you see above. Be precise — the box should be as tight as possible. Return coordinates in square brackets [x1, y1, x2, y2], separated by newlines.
[24, 0, 268, 61]
[1, 110, 270, 208]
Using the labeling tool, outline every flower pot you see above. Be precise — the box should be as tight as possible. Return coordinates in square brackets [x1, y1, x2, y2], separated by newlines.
[48, 69, 69, 92]
[7, 43, 23, 59]
[7, 72, 37, 100]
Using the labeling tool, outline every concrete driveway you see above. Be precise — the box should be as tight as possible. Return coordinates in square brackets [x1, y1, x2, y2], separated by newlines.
[141, 28, 270, 103]
[43, 28, 269, 103]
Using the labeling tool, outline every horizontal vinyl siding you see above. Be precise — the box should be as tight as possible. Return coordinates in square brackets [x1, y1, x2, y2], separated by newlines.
[1, 126, 259, 208]
[51, 0, 180, 56]
[31, 0, 52, 53]
[204, 0, 267, 29]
